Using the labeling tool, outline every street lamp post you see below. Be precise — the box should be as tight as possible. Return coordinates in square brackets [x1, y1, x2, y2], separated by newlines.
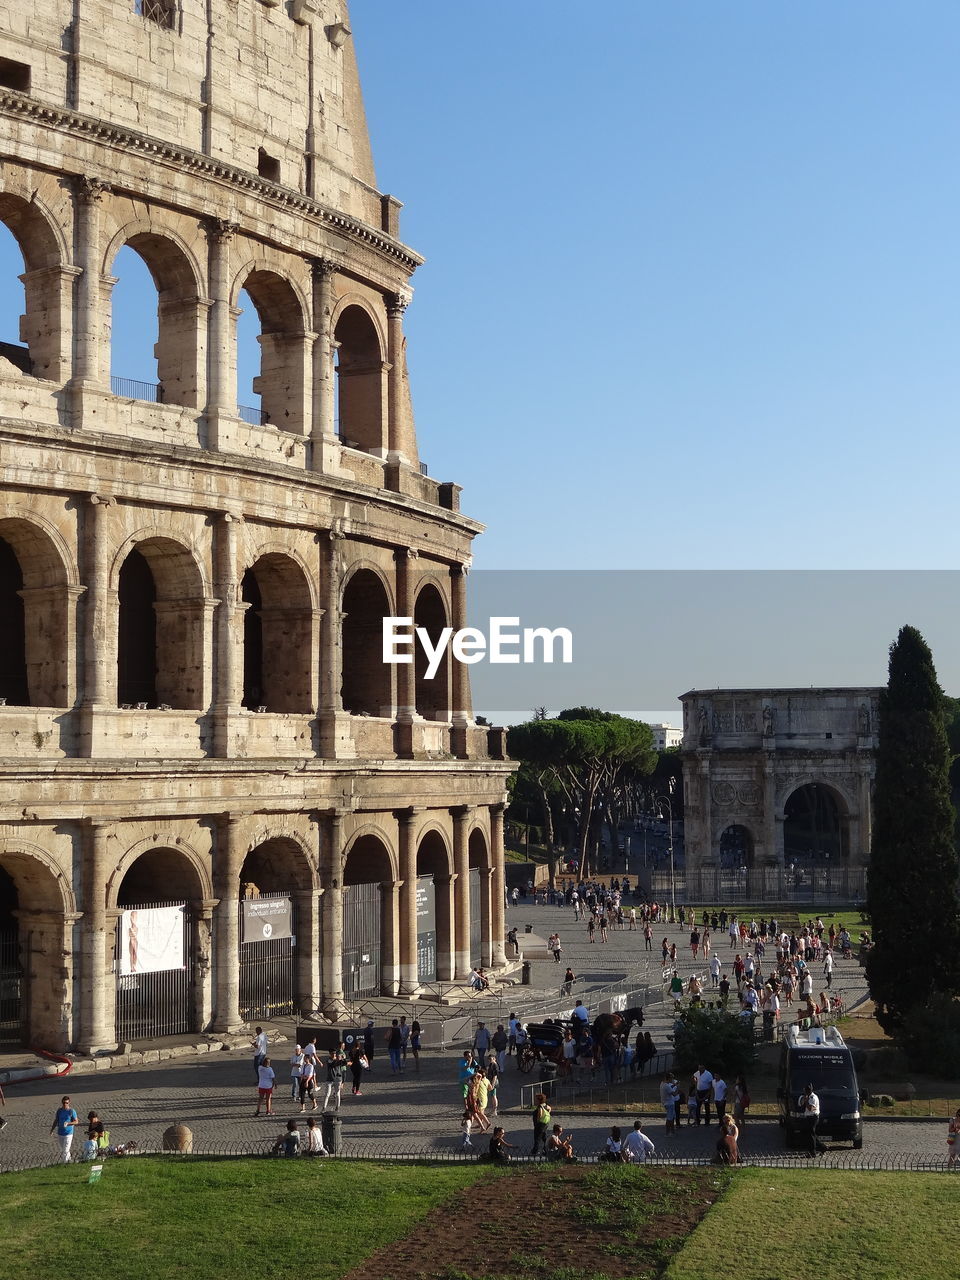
[655, 793, 676, 924]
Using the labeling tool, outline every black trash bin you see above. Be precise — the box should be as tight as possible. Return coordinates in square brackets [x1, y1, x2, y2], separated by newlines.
[321, 1111, 342, 1155]
[539, 1061, 558, 1084]
[524, 924, 533, 934]
[521, 961, 531, 984]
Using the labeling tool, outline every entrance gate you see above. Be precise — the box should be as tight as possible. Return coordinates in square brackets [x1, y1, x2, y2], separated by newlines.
[343, 881, 381, 999]
[116, 901, 192, 1040]
[0, 926, 23, 1048]
[239, 893, 295, 1021]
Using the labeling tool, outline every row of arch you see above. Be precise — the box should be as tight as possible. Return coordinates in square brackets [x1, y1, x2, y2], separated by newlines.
[0, 188, 391, 450]
[0, 819, 496, 1050]
[717, 784, 851, 868]
[0, 515, 453, 720]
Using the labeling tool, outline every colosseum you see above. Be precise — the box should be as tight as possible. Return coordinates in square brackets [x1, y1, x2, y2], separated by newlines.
[0, 0, 511, 1053]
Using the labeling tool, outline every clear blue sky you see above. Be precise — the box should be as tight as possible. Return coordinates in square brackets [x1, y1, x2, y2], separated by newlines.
[1, 1, 957, 582]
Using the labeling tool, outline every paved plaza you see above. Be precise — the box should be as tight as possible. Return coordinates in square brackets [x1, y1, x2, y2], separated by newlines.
[0, 903, 945, 1169]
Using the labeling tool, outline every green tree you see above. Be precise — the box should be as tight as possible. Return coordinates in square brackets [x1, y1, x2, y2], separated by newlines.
[866, 625, 960, 1030]
[672, 1006, 757, 1079]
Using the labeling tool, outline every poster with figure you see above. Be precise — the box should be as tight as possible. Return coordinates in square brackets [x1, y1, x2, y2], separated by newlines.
[119, 905, 186, 975]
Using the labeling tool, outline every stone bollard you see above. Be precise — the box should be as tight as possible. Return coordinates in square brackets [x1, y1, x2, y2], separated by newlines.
[162, 1122, 193, 1153]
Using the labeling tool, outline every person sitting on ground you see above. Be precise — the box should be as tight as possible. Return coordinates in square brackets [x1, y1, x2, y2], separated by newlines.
[601, 1125, 626, 1162]
[622, 1119, 655, 1162]
[304, 1114, 328, 1156]
[273, 1119, 301, 1157]
[546, 1123, 575, 1162]
[488, 1126, 515, 1164]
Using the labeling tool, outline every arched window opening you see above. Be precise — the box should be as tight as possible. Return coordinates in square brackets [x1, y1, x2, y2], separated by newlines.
[110, 235, 201, 407]
[0, 518, 70, 708]
[241, 555, 313, 713]
[117, 538, 205, 711]
[414, 583, 449, 721]
[468, 829, 490, 969]
[784, 784, 849, 872]
[118, 550, 157, 707]
[0, 536, 27, 706]
[0, 195, 65, 381]
[238, 838, 307, 1023]
[236, 272, 307, 433]
[334, 306, 385, 454]
[341, 570, 392, 717]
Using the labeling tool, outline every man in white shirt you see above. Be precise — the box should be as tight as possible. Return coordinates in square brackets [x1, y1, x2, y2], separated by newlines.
[800, 1082, 823, 1155]
[709, 954, 721, 987]
[823, 950, 834, 988]
[712, 1073, 728, 1122]
[694, 1065, 714, 1125]
[622, 1120, 655, 1162]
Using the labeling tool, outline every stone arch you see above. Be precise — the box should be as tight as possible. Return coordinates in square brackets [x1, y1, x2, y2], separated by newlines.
[108, 836, 211, 909]
[468, 826, 491, 968]
[0, 190, 69, 380]
[342, 828, 397, 998]
[0, 514, 74, 707]
[333, 300, 386, 454]
[341, 565, 394, 718]
[113, 534, 207, 710]
[416, 826, 453, 984]
[234, 263, 309, 434]
[240, 552, 315, 713]
[413, 580, 450, 721]
[718, 822, 755, 868]
[240, 834, 316, 894]
[106, 225, 204, 407]
[0, 841, 73, 1050]
[782, 781, 850, 865]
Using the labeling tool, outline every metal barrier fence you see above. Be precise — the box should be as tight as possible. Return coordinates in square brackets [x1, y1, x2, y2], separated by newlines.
[237, 403, 269, 426]
[0, 1140, 953, 1175]
[110, 375, 163, 402]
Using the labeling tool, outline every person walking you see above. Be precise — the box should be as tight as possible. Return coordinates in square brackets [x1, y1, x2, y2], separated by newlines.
[492, 1023, 508, 1073]
[562, 966, 576, 996]
[799, 1081, 823, 1156]
[531, 1092, 552, 1156]
[252, 1026, 268, 1080]
[386, 1019, 404, 1074]
[322, 1043, 346, 1110]
[551, 933, 563, 964]
[947, 1108, 960, 1169]
[823, 949, 834, 989]
[660, 1074, 679, 1134]
[733, 1075, 750, 1129]
[409, 1018, 422, 1073]
[50, 1095, 80, 1162]
[255, 1056, 276, 1116]
[289, 1044, 304, 1100]
[349, 1044, 365, 1096]
[363, 1019, 376, 1069]
[298, 1050, 318, 1111]
[399, 1015, 411, 1065]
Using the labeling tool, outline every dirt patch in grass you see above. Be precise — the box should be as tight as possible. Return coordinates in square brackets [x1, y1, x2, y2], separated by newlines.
[342, 1163, 724, 1280]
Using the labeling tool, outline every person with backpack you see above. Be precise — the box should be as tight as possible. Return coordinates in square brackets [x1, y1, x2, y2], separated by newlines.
[530, 1092, 552, 1156]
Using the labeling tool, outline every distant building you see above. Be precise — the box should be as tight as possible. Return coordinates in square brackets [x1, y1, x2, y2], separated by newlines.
[679, 688, 879, 903]
[648, 723, 684, 751]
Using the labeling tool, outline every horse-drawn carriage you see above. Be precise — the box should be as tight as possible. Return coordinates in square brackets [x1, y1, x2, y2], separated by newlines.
[517, 1022, 568, 1073]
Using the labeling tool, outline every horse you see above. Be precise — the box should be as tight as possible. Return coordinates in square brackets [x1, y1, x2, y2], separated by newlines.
[591, 1006, 645, 1051]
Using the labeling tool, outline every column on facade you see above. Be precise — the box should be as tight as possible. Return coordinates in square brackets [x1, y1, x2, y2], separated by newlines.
[309, 258, 339, 472]
[71, 177, 108, 391]
[434, 873, 455, 982]
[393, 548, 417, 757]
[212, 814, 244, 1033]
[451, 805, 472, 979]
[204, 219, 238, 448]
[397, 808, 420, 994]
[78, 494, 113, 757]
[211, 512, 241, 758]
[319, 809, 346, 1016]
[78, 819, 116, 1052]
[293, 887, 322, 1016]
[380, 879, 401, 996]
[192, 901, 217, 1032]
[761, 754, 779, 898]
[385, 294, 410, 463]
[318, 529, 354, 758]
[489, 803, 507, 967]
[449, 563, 472, 757]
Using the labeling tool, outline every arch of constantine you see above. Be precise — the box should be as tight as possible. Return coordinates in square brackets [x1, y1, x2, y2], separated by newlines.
[679, 688, 879, 904]
[0, 0, 511, 1052]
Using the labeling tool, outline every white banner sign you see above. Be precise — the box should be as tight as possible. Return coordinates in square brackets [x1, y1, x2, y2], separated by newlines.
[119, 905, 186, 976]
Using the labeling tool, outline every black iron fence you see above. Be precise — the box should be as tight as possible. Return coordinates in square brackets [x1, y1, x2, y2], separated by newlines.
[110, 375, 164, 403]
[237, 403, 270, 426]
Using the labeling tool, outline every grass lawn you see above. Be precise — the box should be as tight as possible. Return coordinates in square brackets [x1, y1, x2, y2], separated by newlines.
[665, 1169, 956, 1280]
[0, 1158, 490, 1279]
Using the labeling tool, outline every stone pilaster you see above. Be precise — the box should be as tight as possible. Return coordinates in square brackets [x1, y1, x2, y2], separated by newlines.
[78, 494, 114, 757]
[451, 805, 472, 978]
[309, 258, 340, 472]
[380, 879, 401, 996]
[489, 803, 507, 967]
[204, 218, 239, 449]
[319, 809, 346, 1016]
[78, 819, 116, 1053]
[450, 562, 472, 757]
[211, 512, 242, 757]
[212, 813, 244, 1032]
[397, 807, 420, 994]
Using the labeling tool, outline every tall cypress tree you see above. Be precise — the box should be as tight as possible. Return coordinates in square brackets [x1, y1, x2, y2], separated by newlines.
[866, 625, 960, 1030]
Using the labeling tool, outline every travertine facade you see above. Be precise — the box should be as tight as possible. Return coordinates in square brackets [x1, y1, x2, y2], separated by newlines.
[0, 0, 511, 1052]
[679, 688, 878, 902]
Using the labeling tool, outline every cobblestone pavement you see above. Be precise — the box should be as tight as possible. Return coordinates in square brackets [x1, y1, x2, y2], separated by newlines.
[0, 904, 947, 1169]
